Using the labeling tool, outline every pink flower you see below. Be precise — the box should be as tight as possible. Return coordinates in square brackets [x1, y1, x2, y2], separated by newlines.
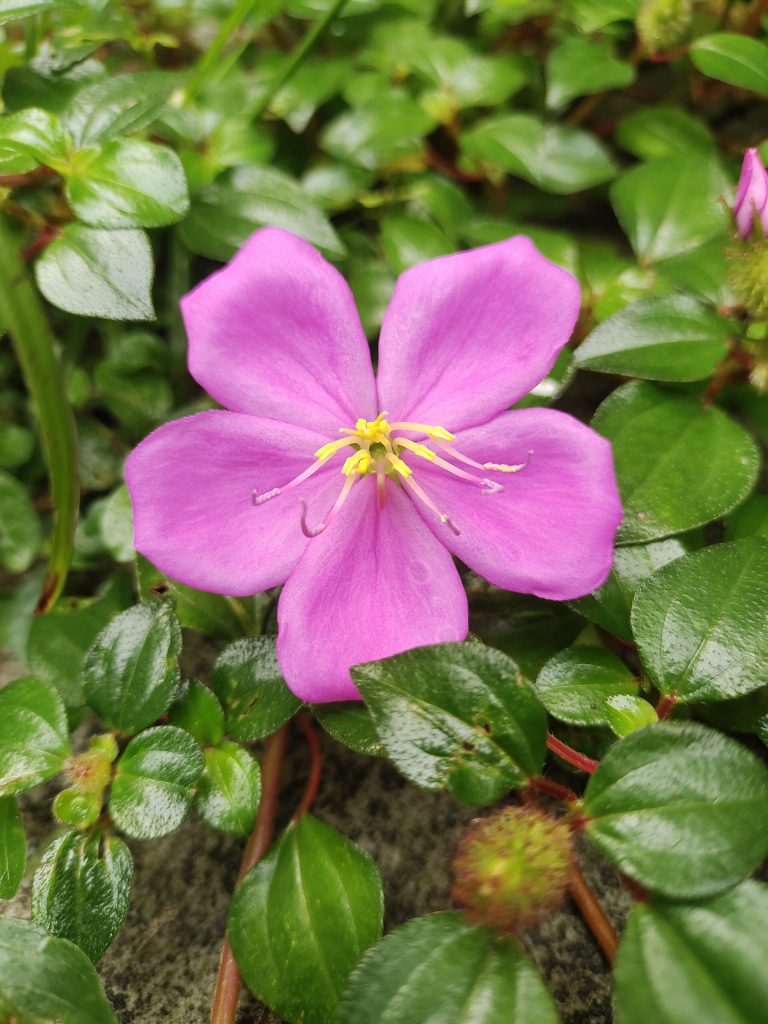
[126, 228, 621, 703]
[733, 148, 768, 239]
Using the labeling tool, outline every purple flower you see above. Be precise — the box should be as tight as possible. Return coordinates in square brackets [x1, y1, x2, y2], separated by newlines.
[126, 228, 621, 703]
[733, 148, 768, 239]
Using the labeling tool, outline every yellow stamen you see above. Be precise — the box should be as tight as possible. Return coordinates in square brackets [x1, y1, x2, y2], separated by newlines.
[389, 422, 456, 441]
[395, 438, 437, 462]
[315, 437, 357, 461]
[386, 453, 412, 479]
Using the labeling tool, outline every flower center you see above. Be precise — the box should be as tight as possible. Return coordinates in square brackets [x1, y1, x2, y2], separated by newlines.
[252, 412, 532, 538]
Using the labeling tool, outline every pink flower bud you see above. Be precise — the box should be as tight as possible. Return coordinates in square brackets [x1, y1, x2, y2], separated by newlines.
[733, 148, 768, 239]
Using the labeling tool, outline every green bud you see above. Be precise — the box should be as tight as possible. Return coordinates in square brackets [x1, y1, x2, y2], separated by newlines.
[726, 240, 768, 320]
[636, 0, 693, 54]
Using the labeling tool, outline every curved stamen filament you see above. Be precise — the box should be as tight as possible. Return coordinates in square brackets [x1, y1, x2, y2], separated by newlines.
[299, 474, 358, 538]
[404, 475, 460, 536]
[430, 453, 504, 495]
[436, 440, 534, 474]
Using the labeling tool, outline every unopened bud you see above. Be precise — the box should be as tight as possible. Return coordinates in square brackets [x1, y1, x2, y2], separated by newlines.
[726, 240, 768, 319]
[451, 806, 572, 933]
[733, 149, 768, 240]
[636, 0, 692, 54]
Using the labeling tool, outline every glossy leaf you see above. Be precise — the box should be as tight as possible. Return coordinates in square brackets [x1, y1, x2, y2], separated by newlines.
[35, 225, 155, 321]
[53, 789, 101, 829]
[320, 92, 435, 170]
[339, 911, 557, 1024]
[614, 881, 768, 1024]
[546, 37, 634, 109]
[0, 676, 70, 796]
[352, 643, 547, 805]
[168, 680, 225, 747]
[603, 695, 657, 737]
[615, 107, 714, 161]
[194, 741, 261, 836]
[691, 34, 768, 97]
[0, 796, 25, 899]
[535, 646, 637, 727]
[592, 381, 759, 543]
[229, 815, 384, 1024]
[584, 722, 768, 897]
[64, 71, 181, 146]
[575, 294, 730, 381]
[31, 828, 133, 963]
[211, 636, 302, 742]
[0, 107, 68, 169]
[109, 726, 203, 839]
[0, 468, 40, 573]
[725, 493, 768, 541]
[313, 703, 384, 757]
[631, 539, 768, 703]
[0, 917, 117, 1024]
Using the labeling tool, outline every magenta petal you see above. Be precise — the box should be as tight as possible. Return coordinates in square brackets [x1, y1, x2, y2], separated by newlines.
[410, 409, 622, 601]
[276, 478, 468, 702]
[376, 237, 581, 432]
[733, 149, 768, 238]
[182, 228, 377, 433]
[125, 410, 341, 596]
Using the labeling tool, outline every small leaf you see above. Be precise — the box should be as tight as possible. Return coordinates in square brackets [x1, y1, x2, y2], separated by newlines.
[339, 912, 557, 1024]
[691, 34, 768, 97]
[726, 493, 768, 541]
[0, 676, 70, 796]
[380, 212, 453, 272]
[320, 92, 435, 170]
[64, 71, 181, 146]
[31, 828, 133, 962]
[592, 381, 759, 543]
[211, 636, 302, 742]
[0, 468, 41, 573]
[615, 107, 715, 161]
[35, 225, 155, 321]
[109, 726, 203, 839]
[53, 789, 101, 829]
[615, 881, 768, 1024]
[313, 703, 384, 757]
[0, 107, 68, 169]
[194, 742, 261, 836]
[229, 815, 384, 1024]
[0, 796, 25, 899]
[168, 680, 225, 747]
[82, 601, 181, 734]
[584, 722, 768, 897]
[535, 646, 638, 727]
[352, 643, 547, 805]
[66, 140, 189, 229]
[575, 295, 731, 381]
[631, 539, 768, 703]
[0, 917, 117, 1024]
[603, 695, 658, 737]
[546, 37, 634, 109]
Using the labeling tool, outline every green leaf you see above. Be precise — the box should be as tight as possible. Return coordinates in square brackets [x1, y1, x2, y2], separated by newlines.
[109, 726, 203, 839]
[83, 601, 181, 734]
[535, 646, 637, 727]
[168, 680, 225, 746]
[611, 154, 728, 263]
[0, 677, 70, 796]
[229, 815, 384, 1024]
[99, 485, 134, 562]
[211, 637, 302, 742]
[352, 643, 547, 805]
[691, 34, 768, 97]
[66, 140, 189, 229]
[320, 93, 435, 170]
[0, 107, 68, 169]
[35, 225, 155, 322]
[194, 742, 261, 836]
[461, 114, 616, 194]
[0, 796, 25, 899]
[726, 493, 768, 541]
[413, 42, 527, 111]
[53, 789, 101, 829]
[631, 539, 768, 703]
[0, 917, 117, 1024]
[64, 71, 181, 146]
[614, 881, 768, 1024]
[603, 695, 657, 737]
[380, 212, 453, 272]
[575, 295, 730, 381]
[339, 911, 557, 1024]
[313, 703, 384, 757]
[592, 381, 759, 543]
[615, 107, 714, 161]
[31, 828, 133, 963]
[584, 722, 768, 898]
[546, 37, 634, 109]
[181, 166, 344, 262]
[568, 0, 640, 33]
[270, 58, 348, 133]
[0, 468, 41, 573]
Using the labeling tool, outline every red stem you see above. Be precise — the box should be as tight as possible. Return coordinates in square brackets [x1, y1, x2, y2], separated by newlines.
[656, 693, 678, 720]
[546, 734, 599, 775]
[568, 862, 617, 964]
[527, 776, 581, 804]
[293, 712, 323, 820]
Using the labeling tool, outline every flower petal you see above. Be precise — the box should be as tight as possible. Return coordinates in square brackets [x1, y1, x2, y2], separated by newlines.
[376, 236, 581, 431]
[182, 228, 377, 433]
[410, 408, 621, 601]
[277, 478, 468, 702]
[125, 410, 340, 596]
[733, 148, 768, 238]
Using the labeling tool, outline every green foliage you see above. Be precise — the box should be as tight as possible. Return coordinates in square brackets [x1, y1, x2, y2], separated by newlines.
[0, 796, 25, 899]
[211, 636, 302, 741]
[535, 646, 638, 727]
[0, 677, 70, 796]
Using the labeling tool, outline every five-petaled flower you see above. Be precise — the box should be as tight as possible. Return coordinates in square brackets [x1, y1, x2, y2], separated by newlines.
[126, 228, 621, 703]
[733, 148, 768, 239]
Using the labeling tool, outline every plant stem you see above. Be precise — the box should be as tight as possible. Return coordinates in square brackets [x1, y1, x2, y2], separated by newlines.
[655, 693, 678, 720]
[210, 723, 290, 1024]
[183, 0, 272, 102]
[567, 862, 617, 965]
[546, 734, 599, 775]
[293, 713, 324, 820]
[0, 214, 79, 614]
[527, 776, 581, 804]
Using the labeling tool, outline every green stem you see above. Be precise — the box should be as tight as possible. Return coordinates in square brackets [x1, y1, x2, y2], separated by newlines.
[183, 0, 272, 102]
[0, 216, 79, 613]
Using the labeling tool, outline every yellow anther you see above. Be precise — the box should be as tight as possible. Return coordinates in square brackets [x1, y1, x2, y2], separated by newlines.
[387, 453, 412, 479]
[315, 438, 353, 461]
[390, 421, 456, 442]
[395, 438, 436, 462]
[343, 451, 367, 476]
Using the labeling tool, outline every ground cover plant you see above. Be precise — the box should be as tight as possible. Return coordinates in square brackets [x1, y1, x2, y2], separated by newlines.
[1, 0, 768, 1022]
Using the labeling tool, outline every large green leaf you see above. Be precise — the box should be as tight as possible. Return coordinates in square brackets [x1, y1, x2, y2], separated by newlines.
[313, 703, 384, 757]
[194, 742, 261, 836]
[211, 636, 302, 742]
[691, 34, 768, 97]
[82, 601, 182, 734]
[229, 815, 384, 1024]
[631, 539, 768, 703]
[339, 912, 557, 1024]
[535, 646, 637, 727]
[352, 643, 547, 805]
[320, 92, 435, 170]
[614, 881, 768, 1024]
[615, 107, 714, 161]
[592, 381, 759, 543]
[546, 36, 634, 109]
[0, 676, 70, 796]
[64, 71, 181, 146]
[0, 796, 25, 899]
[584, 722, 768, 897]
[0, 107, 68, 169]
[575, 295, 730, 381]
[31, 828, 133, 963]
